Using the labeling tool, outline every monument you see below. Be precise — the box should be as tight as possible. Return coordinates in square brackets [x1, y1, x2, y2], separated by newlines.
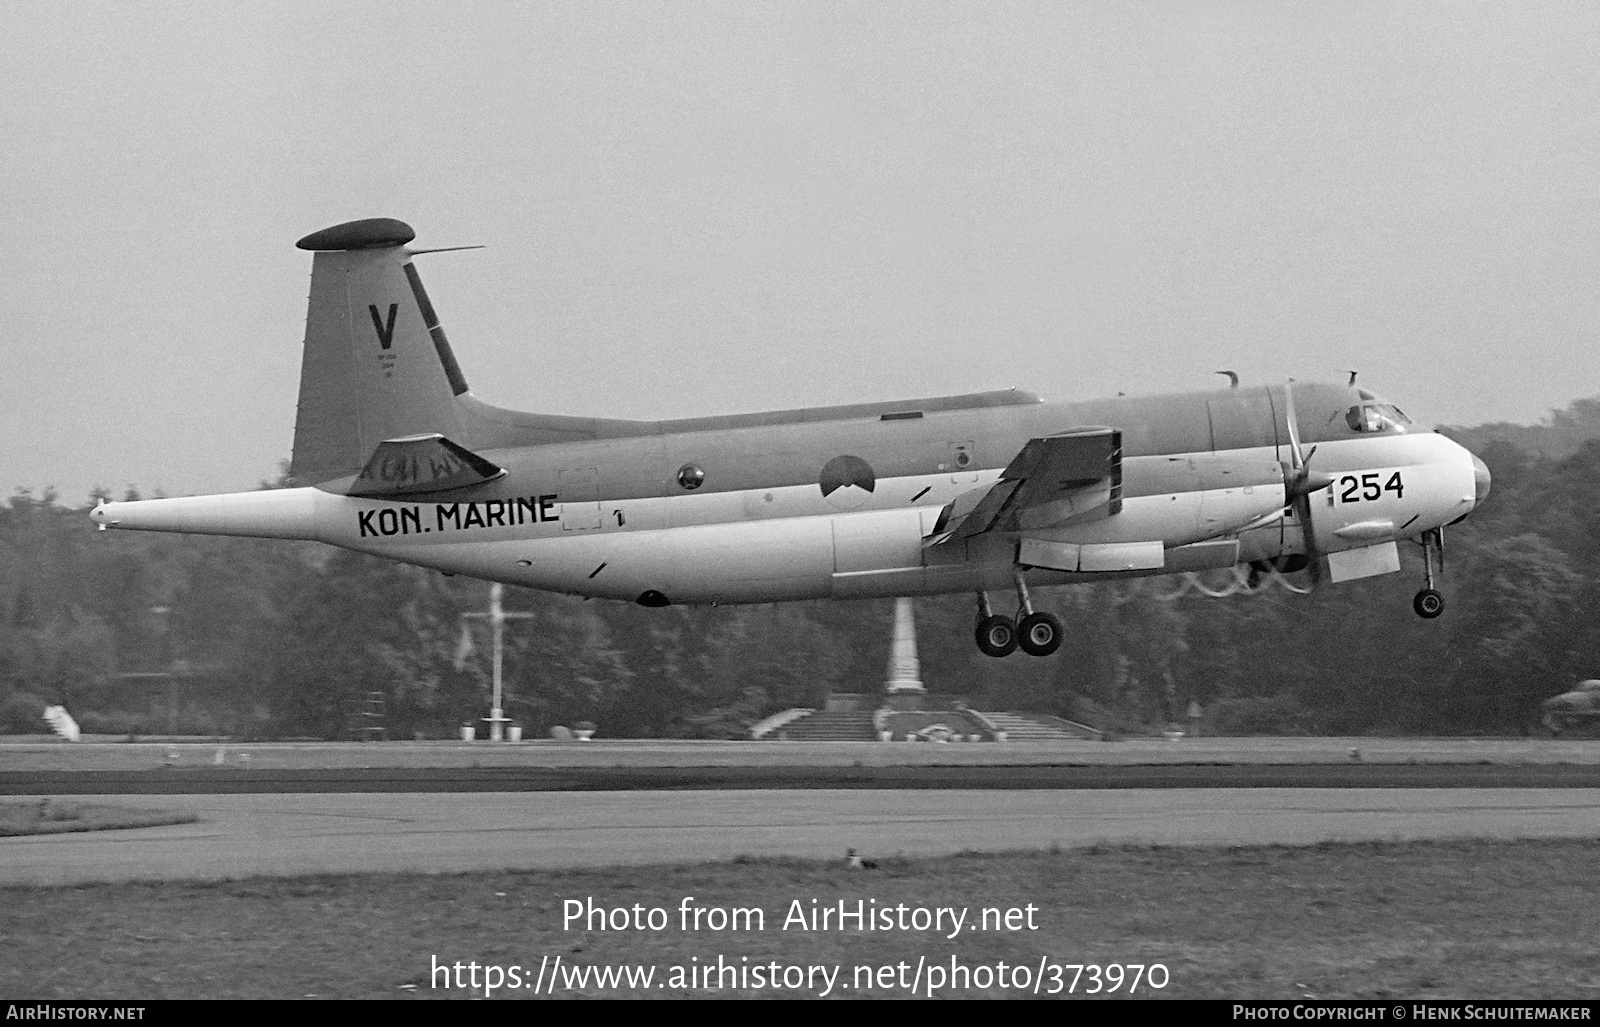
[884, 597, 925, 695]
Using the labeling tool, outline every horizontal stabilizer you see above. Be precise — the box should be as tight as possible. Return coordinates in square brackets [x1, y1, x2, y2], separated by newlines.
[347, 434, 506, 497]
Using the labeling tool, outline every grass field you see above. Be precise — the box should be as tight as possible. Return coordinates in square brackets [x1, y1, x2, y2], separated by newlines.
[4, 838, 1599, 999]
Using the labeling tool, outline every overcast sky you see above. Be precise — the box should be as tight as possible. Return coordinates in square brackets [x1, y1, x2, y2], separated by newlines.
[5, 2, 1597, 502]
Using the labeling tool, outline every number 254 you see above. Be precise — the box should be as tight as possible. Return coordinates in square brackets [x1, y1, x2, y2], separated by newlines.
[1338, 472, 1403, 503]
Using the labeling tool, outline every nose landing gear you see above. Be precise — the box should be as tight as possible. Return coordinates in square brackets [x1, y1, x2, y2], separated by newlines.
[973, 571, 1064, 657]
[1413, 527, 1445, 619]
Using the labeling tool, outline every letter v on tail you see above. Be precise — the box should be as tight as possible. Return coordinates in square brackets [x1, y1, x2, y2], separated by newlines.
[369, 303, 399, 349]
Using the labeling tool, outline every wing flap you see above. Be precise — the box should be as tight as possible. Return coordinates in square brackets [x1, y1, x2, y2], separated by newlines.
[929, 427, 1122, 543]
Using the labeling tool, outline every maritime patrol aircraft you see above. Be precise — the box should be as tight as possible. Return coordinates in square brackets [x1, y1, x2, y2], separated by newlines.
[91, 218, 1492, 657]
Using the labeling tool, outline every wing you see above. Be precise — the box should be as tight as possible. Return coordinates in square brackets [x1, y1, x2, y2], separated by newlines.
[346, 433, 506, 497]
[926, 427, 1121, 544]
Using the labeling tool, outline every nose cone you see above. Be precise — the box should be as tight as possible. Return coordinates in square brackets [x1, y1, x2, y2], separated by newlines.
[1472, 454, 1492, 505]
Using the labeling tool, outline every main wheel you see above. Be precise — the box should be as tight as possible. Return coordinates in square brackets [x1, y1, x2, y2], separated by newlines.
[1413, 588, 1444, 619]
[975, 615, 1018, 658]
[1017, 612, 1064, 657]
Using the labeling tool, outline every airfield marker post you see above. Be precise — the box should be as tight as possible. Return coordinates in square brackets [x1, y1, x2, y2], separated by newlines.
[460, 583, 535, 741]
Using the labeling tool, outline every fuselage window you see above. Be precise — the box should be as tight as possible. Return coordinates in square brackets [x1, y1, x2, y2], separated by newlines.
[1345, 404, 1410, 434]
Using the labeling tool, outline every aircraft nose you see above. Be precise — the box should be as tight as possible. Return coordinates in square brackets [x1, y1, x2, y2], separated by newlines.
[1472, 454, 1491, 505]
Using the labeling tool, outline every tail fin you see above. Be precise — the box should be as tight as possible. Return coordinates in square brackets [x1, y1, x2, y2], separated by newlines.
[289, 218, 472, 486]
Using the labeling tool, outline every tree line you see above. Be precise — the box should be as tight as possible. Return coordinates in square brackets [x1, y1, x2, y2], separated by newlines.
[3, 398, 1597, 739]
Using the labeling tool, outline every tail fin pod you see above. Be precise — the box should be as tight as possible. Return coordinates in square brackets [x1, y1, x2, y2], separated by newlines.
[289, 218, 471, 486]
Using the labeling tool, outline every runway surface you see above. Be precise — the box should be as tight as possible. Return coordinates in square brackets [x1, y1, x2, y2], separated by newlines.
[4, 735, 1599, 773]
[3, 737, 1598, 888]
[6, 736, 1600, 793]
[4, 788, 1599, 887]
[8, 762, 1600, 793]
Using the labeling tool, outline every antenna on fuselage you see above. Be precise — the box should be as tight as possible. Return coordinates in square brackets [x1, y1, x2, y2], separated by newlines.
[1345, 370, 1359, 386]
[1215, 370, 1239, 389]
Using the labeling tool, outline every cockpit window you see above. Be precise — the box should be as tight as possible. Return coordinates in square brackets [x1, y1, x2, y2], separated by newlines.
[1345, 403, 1411, 433]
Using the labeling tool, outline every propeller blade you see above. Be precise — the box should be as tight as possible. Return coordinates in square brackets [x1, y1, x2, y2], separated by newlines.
[1279, 378, 1320, 584]
[1284, 379, 1305, 470]
[1279, 378, 1327, 586]
[1300, 482, 1327, 587]
[1304, 522, 1324, 586]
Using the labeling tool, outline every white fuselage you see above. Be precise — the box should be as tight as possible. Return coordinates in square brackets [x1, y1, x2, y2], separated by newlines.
[91, 429, 1481, 605]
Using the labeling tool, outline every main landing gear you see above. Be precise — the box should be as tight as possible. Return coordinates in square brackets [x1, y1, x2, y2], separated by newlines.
[1413, 527, 1445, 620]
[974, 572, 1064, 658]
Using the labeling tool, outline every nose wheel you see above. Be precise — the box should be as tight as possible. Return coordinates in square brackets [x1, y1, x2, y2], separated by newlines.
[1413, 527, 1445, 620]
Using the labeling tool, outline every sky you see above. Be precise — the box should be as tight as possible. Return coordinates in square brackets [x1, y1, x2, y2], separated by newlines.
[4, 1, 1598, 502]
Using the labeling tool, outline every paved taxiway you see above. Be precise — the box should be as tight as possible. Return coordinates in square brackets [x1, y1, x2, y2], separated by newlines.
[4, 735, 1599, 772]
[3, 738, 1597, 887]
[4, 788, 1599, 887]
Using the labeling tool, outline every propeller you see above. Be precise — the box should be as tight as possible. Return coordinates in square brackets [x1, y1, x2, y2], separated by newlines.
[1283, 380, 1334, 585]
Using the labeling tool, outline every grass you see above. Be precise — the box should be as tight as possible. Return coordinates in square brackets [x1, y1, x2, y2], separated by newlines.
[3, 838, 1600, 999]
[0, 800, 198, 837]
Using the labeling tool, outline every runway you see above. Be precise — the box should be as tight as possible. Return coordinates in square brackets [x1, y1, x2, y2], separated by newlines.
[4, 788, 1599, 887]
[5, 735, 1599, 773]
[4, 738, 1598, 888]
[8, 762, 1600, 793]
